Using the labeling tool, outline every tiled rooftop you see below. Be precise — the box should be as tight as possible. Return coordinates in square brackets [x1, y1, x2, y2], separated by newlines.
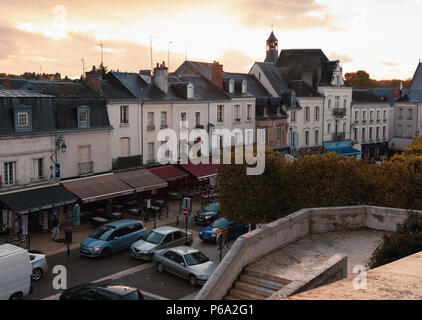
[0, 89, 52, 97]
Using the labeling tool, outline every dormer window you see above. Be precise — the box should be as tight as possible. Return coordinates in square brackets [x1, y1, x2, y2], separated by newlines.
[242, 79, 247, 94]
[78, 106, 90, 129]
[229, 79, 234, 94]
[14, 104, 32, 132]
[187, 83, 194, 99]
[263, 106, 268, 117]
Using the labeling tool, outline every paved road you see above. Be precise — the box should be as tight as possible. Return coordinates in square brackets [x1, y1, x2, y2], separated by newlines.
[27, 220, 233, 300]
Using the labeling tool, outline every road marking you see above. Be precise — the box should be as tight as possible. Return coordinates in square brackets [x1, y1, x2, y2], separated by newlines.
[42, 262, 156, 300]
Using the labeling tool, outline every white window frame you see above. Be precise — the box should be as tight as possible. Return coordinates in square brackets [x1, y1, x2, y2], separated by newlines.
[120, 106, 129, 124]
[4, 162, 16, 185]
[217, 105, 224, 123]
[18, 112, 29, 128]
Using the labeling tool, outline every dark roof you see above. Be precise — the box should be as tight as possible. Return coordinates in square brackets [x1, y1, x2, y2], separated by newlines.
[352, 90, 385, 103]
[288, 80, 322, 97]
[281, 91, 302, 110]
[409, 62, 422, 90]
[168, 75, 229, 101]
[28, 81, 101, 98]
[222, 72, 270, 98]
[101, 78, 135, 100]
[399, 89, 422, 103]
[255, 96, 288, 119]
[368, 88, 395, 104]
[267, 31, 277, 42]
[252, 62, 289, 95]
[276, 49, 337, 88]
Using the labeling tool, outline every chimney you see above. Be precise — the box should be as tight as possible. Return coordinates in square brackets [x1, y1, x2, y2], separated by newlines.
[301, 72, 313, 88]
[153, 61, 168, 94]
[1, 74, 11, 90]
[85, 66, 102, 92]
[211, 61, 223, 88]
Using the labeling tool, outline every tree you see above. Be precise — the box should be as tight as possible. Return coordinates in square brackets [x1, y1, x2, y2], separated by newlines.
[368, 211, 422, 269]
[97, 63, 109, 79]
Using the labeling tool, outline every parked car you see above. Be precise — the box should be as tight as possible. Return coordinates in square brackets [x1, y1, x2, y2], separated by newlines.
[0, 244, 33, 300]
[28, 250, 48, 281]
[195, 201, 219, 225]
[167, 190, 184, 201]
[59, 283, 144, 300]
[80, 219, 147, 258]
[153, 246, 217, 286]
[199, 217, 248, 242]
[130, 226, 193, 261]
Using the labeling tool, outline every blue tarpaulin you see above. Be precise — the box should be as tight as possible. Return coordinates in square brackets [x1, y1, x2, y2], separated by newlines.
[324, 141, 362, 157]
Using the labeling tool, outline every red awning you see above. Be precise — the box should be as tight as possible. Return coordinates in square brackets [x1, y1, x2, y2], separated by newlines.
[115, 168, 168, 193]
[148, 165, 189, 182]
[178, 157, 218, 181]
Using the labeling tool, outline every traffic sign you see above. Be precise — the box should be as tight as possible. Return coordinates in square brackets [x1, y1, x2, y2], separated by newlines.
[182, 208, 190, 216]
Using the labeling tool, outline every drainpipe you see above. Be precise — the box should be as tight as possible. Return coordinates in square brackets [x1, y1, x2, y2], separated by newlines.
[141, 100, 144, 165]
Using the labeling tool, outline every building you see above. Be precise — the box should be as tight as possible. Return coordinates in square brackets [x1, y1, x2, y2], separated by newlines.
[351, 89, 393, 160]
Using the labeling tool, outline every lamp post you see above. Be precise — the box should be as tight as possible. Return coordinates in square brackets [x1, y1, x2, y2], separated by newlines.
[51, 135, 67, 180]
[168, 41, 173, 72]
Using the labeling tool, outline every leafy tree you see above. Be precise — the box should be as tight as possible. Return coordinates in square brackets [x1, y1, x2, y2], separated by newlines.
[97, 63, 109, 79]
[368, 211, 422, 269]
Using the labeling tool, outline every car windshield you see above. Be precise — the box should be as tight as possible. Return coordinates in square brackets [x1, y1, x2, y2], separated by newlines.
[184, 251, 210, 266]
[89, 225, 116, 240]
[145, 231, 165, 244]
[204, 202, 219, 212]
[210, 218, 229, 229]
[121, 290, 140, 300]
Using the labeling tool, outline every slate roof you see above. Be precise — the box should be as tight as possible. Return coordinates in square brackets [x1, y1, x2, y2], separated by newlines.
[281, 91, 302, 110]
[267, 31, 278, 42]
[409, 62, 422, 90]
[0, 89, 52, 98]
[288, 80, 322, 98]
[28, 81, 101, 98]
[352, 89, 385, 103]
[255, 96, 288, 119]
[399, 89, 422, 103]
[276, 49, 338, 88]
[252, 62, 289, 95]
[368, 88, 395, 104]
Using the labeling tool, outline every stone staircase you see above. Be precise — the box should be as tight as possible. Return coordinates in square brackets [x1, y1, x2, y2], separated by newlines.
[223, 268, 290, 300]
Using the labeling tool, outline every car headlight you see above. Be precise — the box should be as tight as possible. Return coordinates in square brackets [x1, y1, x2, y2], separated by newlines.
[93, 247, 101, 252]
[211, 233, 216, 237]
[199, 232, 203, 235]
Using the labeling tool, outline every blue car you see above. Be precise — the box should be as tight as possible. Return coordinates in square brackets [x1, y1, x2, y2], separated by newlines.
[80, 219, 147, 258]
[195, 202, 220, 225]
[199, 217, 248, 242]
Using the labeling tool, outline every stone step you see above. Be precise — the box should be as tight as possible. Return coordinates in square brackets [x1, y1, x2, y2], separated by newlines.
[228, 287, 268, 300]
[244, 268, 291, 285]
[234, 280, 276, 297]
[239, 274, 285, 291]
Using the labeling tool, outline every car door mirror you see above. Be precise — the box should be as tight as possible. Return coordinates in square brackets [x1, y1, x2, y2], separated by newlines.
[180, 262, 185, 266]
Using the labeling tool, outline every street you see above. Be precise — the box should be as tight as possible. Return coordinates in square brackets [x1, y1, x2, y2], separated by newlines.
[27, 220, 233, 300]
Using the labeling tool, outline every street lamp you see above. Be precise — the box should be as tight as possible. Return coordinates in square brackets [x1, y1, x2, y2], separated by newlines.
[50, 135, 66, 180]
[168, 41, 173, 72]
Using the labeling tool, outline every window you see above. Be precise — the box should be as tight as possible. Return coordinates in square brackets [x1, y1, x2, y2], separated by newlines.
[247, 104, 252, 120]
[18, 112, 28, 128]
[276, 126, 281, 142]
[315, 130, 319, 144]
[343, 122, 346, 133]
[376, 110, 380, 120]
[78, 145, 91, 162]
[327, 99, 332, 110]
[4, 162, 16, 185]
[408, 109, 413, 120]
[369, 110, 373, 120]
[315, 107, 320, 121]
[277, 106, 281, 116]
[34, 158, 43, 180]
[173, 231, 184, 241]
[78, 108, 89, 128]
[263, 106, 268, 117]
[195, 112, 201, 127]
[120, 106, 129, 124]
[362, 127, 366, 140]
[353, 128, 358, 141]
[245, 129, 253, 145]
[148, 112, 154, 126]
[343, 99, 347, 108]
[383, 110, 387, 119]
[234, 105, 240, 122]
[398, 125, 403, 136]
[354, 110, 359, 120]
[376, 127, 380, 140]
[407, 126, 413, 137]
[305, 107, 310, 122]
[161, 112, 167, 127]
[162, 234, 173, 245]
[305, 131, 309, 146]
[291, 111, 296, 123]
[217, 105, 224, 123]
[148, 143, 155, 162]
[335, 96, 340, 109]
[369, 127, 373, 140]
[398, 108, 403, 119]
[383, 126, 386, 139]
[327, 123, 331, 134]
[120, 138, 130, 157]
[180, 112, 187, 128]
[362, 110, 367, 120]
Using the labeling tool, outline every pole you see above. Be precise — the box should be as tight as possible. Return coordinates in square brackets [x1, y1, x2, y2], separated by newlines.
[153, 209, 156, 229]
[185, 216, 188, 245]
[150, 35, 153, 71]
[67, 244, 70, 256]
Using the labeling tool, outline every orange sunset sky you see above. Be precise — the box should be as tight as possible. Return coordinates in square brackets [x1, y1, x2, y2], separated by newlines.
[1, 0, 421, 79]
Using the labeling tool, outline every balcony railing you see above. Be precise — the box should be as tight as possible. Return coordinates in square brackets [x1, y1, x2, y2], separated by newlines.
[332, 132, 346, 141]
[332, 108, 346, 117]
[160, 124, 168, 129]
[147, 125, 155, 131]
[79, 161, 94, 176]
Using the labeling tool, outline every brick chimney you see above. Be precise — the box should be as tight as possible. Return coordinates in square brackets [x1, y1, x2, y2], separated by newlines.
[211, 61, 223, 88]
[393, 88, 401, 100]
[85, 66, 102, 92]
[153, 61, 168, 94]
[1, 75, 11, 90]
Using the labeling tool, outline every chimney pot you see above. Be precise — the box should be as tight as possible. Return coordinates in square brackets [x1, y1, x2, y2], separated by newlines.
[211, 61, 223, 89]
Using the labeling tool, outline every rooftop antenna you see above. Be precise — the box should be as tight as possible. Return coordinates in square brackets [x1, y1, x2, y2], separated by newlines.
[150, 34, 153, 71]
[80, 58, 86, 77]
[98, 43, 104, 66]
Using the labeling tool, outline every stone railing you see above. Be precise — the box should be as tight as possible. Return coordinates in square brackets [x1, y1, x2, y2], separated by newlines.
[195, 205, 421, 300]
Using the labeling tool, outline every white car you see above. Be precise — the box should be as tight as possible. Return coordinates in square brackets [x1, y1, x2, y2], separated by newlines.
[28, 250, 48, 281]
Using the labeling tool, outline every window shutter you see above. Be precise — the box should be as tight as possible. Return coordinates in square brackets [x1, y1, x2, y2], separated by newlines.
[288, 132, 292, 147]
[294, 132, 299, 148]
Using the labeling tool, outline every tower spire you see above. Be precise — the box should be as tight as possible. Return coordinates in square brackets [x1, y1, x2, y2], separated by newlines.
[265, 31, 278, 64]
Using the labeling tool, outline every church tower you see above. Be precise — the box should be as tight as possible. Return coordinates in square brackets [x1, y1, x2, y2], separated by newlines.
[265, 31, 278, 64]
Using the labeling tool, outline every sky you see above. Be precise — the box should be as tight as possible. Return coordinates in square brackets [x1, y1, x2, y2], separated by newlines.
[0, 0, 421, 80]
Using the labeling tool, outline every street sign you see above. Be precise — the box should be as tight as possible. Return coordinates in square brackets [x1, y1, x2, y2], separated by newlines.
[182, 197, 191, 211]
[182, 208, 189, 216]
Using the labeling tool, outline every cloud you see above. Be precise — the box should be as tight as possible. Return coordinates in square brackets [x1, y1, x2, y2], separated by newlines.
[218, 49, 256, 73]
[329, 52, 354, 64]
[382, 62, 399, 67]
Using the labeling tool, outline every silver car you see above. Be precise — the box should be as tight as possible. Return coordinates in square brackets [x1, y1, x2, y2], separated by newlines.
[153, 246, 217, 286]
[130, 226, 193, 261]
[28, 250, 48, 281]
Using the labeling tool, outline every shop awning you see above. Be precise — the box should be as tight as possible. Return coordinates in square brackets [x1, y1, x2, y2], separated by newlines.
[0, 185, 78, 215]
[326, 146, 362, 157]
[61, 173, 134, 203]
[116, 168, 168, 193]
[148, 165, 189, 182]
[178, 157, 218, 181]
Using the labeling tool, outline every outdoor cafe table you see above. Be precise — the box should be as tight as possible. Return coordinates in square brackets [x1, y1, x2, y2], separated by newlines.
[111, 212, 123, 219]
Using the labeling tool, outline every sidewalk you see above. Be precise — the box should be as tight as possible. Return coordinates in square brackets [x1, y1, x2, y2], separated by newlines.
[25, 199, 204, 257]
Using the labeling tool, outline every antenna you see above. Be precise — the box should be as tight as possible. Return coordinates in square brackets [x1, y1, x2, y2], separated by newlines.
[80, 58, 86, 77]
[168, 41, 173, 71]
[98, 43, 104, 66]
[150, 35, 153, 71]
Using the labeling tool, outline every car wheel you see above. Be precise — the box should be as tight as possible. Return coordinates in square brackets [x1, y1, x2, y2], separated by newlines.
[189, 274, 198, 287]
[157, 262, 164, 273]
[9, 293, 23, 300]
[101, 247, 111, 259]
[32, 268, 43, 281]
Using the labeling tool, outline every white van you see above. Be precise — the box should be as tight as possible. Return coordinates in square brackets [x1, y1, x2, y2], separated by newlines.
[0, 244, 33, 300]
